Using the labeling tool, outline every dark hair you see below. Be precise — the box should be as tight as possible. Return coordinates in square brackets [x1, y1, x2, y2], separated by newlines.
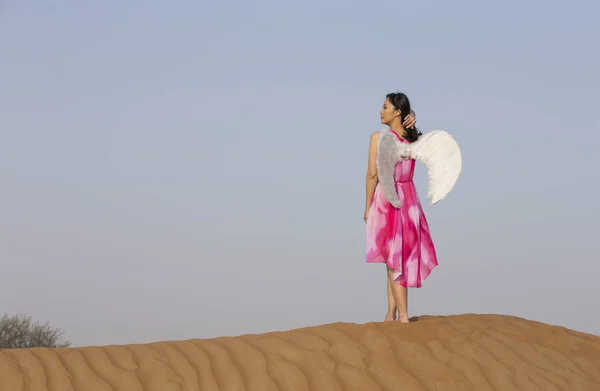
[386, 92, 422, 143]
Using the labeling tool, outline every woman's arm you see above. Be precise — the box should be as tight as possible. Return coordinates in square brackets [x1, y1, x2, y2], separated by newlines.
[364, 131, 380, 221]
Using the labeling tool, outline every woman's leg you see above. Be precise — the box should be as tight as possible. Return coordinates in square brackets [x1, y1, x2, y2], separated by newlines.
[385, 270, 396, 321]
[387, 267, 409, 323]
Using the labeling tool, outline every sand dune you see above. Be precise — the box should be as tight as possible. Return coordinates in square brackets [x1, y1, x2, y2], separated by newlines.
[0, 314, 599, 391]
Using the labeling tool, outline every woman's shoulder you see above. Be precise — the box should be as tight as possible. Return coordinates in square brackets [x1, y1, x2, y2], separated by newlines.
[370, 128, 390, 141]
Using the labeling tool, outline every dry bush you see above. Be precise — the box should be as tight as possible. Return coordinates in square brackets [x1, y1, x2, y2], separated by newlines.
[0, 313, 71, 349]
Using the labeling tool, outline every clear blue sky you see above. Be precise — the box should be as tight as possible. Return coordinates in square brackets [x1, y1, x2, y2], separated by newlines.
[1, 0, 599, 347]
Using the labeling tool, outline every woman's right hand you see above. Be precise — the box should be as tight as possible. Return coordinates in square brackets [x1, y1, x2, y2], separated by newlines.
[403, 110, 417, 128]
[364, 208, 370, 223]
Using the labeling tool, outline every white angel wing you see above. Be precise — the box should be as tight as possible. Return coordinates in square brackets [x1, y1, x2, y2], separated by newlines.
[376, 129, 406, 208]
[411, 130, 462, 204]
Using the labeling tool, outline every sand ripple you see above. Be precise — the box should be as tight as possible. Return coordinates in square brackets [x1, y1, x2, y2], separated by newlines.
[1, 314, 599, 391]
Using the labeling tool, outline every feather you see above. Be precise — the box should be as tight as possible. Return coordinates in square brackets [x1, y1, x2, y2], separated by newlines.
[376, 129, 408, 208]
[376, 129, 462, 207]
[411, 130, 462, 204]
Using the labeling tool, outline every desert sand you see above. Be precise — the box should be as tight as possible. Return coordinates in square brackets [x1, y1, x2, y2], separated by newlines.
[0, 314, 599, 391]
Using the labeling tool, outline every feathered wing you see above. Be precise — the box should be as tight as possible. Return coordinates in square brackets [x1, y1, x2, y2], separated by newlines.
[376, 129, 404, 208]
[411, 130, 462, 204]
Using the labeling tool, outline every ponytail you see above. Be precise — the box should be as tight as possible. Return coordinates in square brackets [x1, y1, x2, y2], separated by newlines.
[386, 92, 422, 143]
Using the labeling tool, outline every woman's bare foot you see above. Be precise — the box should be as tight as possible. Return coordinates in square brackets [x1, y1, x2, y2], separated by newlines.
[397, 312, 410, 324]
[384, 311, 396, 322]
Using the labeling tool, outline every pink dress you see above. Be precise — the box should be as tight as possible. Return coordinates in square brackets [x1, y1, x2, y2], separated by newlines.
[365, 131, 438, 288]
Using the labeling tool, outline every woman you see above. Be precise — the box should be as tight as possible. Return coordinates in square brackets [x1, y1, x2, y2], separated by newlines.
[364, 92, 438, 323]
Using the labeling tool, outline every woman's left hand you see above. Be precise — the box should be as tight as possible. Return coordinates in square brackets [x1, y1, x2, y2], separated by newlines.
[403, 110, 416, 128]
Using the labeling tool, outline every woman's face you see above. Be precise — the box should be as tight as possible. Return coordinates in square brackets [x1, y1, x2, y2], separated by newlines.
[380, 98, 399, 126]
